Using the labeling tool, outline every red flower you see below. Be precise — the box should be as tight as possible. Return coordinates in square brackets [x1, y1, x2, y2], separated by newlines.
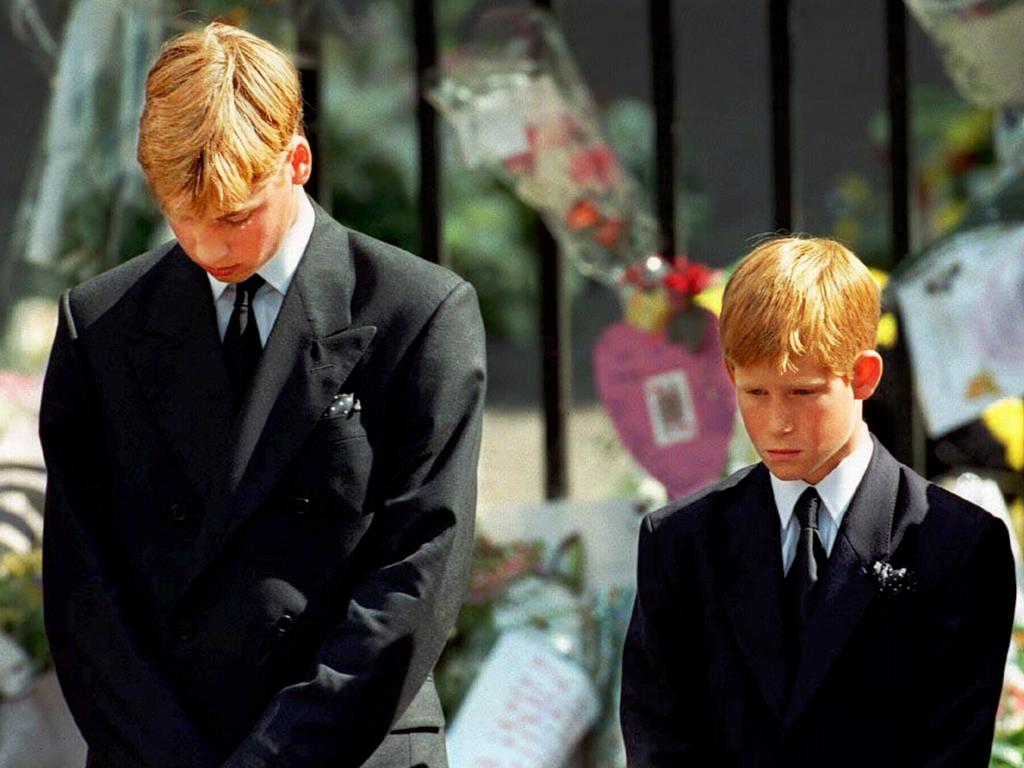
[664, 257, 716, 296]
[524, 123, 541, 150]
[664, 272, 689, 294]
[621, 263, 644, 286]
[568, 144, 619, 187]
[544, 112, 578, 146]
[594, 218, 625, 248]
[566, 199, 602, 230]
[503, 151, 535, 175]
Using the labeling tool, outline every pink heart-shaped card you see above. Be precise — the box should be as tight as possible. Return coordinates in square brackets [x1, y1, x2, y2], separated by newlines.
[593, 310, 736, 499]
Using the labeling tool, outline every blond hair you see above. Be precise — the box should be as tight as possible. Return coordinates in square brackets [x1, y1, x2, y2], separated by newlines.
[719, 236, 880, 376]
[137, 22, 303, 216]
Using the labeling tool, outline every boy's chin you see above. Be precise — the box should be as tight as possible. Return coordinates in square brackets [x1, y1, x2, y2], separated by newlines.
[761, 458, 811, 482]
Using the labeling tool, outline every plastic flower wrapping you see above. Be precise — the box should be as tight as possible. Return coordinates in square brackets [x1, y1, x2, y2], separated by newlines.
[904, 0, 1024, 108]
[428, 7, 658, 285]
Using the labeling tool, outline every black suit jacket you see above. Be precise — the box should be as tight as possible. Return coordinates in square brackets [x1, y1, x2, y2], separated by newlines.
[620, 436, 1015, 767]
[39, 202, 486, 768]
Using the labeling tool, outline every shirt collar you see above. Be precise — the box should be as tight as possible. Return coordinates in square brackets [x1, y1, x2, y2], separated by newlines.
[206, 192, 315, 300]
[770, 422, 874, 531]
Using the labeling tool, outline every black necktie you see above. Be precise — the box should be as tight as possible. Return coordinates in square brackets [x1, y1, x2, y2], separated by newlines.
[783, 487, 827, 698]
[785, 487, 827, 630]
[222, 274, 265, 396]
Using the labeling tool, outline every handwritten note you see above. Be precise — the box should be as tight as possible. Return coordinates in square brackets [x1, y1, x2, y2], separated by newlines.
[447, 630, 599, 768]
[895, 223, 1024, 436]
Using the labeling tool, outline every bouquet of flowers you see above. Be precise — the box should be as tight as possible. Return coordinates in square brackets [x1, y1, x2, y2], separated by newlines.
[428, 7, 658, 284]
[619, 253, 721, 348]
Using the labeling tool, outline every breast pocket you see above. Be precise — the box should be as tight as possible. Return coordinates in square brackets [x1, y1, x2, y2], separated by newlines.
[316, 401, 368, 444]
[292, 416, 373, 519]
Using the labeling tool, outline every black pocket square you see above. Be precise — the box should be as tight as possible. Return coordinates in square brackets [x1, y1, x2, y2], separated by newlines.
[322, 392, 361, 419]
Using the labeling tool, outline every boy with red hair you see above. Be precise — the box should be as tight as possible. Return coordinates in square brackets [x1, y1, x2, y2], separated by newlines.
[620, 236, 1014, 766]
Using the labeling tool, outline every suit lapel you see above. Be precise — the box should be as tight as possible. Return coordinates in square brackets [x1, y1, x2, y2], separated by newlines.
[126, 248, 235, 501]
[719, 464, 790, 721]
[783, 436, 901, 728]
[181, 207, 377, 595]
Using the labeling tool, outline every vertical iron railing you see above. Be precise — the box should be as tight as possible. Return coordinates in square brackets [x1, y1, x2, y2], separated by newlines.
[884, 0, 926, 473]
[297, 15, 323, 203]
[650, 0, 677, 260]
[769, 0, 792, 233]
[534, 0, 571, 499]
[537, 221, 571, 500]
[887, 0, 910, 264]
[385, 0, 571, 498]
[414, 0, 443, 266]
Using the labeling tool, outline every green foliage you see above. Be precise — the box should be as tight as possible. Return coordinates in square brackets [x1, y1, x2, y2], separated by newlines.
[445, 172, 542, 342]
[0, 550, 49, 675]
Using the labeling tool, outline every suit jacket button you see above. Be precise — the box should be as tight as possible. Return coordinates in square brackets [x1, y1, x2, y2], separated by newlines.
[177, 622, 195, 642]
[292, 498, 311, 516]
[170, 504, 187, 523]
[275, 612, 295, 634]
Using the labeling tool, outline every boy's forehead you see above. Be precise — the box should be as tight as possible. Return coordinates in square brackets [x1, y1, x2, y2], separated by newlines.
[163, 183, 269, 223]
[731, 356, 835, 383]
[150, 134, 298, 221]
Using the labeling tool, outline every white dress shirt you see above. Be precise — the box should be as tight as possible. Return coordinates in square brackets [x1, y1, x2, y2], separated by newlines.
[207, 193, 315, 345]
[771, 422, 874, 575]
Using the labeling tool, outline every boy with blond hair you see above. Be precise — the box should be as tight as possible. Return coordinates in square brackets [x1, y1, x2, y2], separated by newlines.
[620, 236, 1015, 766]
[40, 22, 484, 768]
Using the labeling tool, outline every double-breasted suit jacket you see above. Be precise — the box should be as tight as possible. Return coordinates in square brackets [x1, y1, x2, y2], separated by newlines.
[620, 436, 1015, 767]
[40, 202, 486, 767]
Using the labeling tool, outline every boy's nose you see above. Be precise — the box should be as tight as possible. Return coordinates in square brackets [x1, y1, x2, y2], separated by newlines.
[193, 234, 229, 265]
[770, 408, 794, 434]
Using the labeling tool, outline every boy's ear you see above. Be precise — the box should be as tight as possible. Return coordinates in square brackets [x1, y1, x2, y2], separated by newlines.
[851, 350, 883, 401]
[287, 135, 313, 186]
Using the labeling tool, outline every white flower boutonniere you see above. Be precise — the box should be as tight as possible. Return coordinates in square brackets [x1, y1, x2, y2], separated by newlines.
[867, 560, 916, 594]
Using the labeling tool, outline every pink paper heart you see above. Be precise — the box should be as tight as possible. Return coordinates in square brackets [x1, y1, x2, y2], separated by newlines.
[593, 311, 736, 499]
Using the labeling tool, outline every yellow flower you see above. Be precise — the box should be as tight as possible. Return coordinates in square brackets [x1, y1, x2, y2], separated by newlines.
[625, 290, 671, 333]
[876, 313, 898, 348]
[693, 283, 724, 317]
[983, 398, 1024, 471]
[945, 110, 993, 153]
